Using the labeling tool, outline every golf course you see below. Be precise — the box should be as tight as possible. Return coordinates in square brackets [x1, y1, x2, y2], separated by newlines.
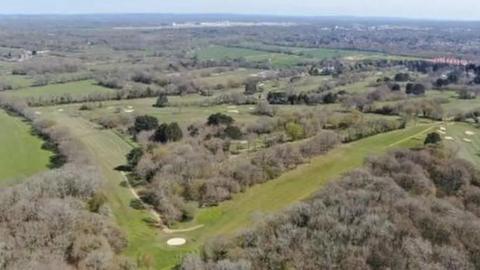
[37, 106, 440, 269]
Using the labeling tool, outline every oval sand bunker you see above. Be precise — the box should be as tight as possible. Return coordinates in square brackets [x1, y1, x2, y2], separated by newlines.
[167, 238, 186, 246]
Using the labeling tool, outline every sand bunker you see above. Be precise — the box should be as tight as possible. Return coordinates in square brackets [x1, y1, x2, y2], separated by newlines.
[439, 127, 447, 131]
[124, 109, 135, 113]
[167, 238, 186, 246]
[465, 131, 475, 136]
[445, 136, 454, 141]
[127, 106, 134, 109]
[58, 109, 64, 112]
[228, 110, 240, 114]
[463, 138, 473, 143]
[438, 130, 446, 135]
[35, 111, 42, 115]
[249, 107, 255, 110]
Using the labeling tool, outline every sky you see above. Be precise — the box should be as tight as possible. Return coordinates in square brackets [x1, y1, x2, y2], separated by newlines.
[1, 0, 480, 21]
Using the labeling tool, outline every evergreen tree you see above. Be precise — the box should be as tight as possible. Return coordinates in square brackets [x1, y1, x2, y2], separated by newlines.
[153, 94, 169, 107]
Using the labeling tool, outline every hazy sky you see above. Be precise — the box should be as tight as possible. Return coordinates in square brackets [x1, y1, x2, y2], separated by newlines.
[1, 0, 480, 20]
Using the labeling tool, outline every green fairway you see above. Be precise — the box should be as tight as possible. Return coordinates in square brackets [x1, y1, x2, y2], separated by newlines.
[2, 79, 115, 101]
[440, 122, 480, 165]
[179, 123, 436, 239]
[0, 110, 52, 185]
[37, 105, 437, 269]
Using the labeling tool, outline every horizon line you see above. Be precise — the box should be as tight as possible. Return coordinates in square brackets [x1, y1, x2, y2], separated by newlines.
[0, 12, 479, 23]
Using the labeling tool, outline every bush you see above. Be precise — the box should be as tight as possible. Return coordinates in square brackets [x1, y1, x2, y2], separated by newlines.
[151, 122, 183, 143]
[208, 113, 234, 126]
[130, 199, 146, 210]
[424, 132, 442, 145]
[126, 148, 143, 169]
[133, 115, 159, 133]
[88, 192, 107, 213]
[254, 101, 277, 117]
[153, 94, 169, 107]
[244, 79, 260, 95]
[406, 83, 426, 96]
[285, 122, 305, 141]
[394, 72, 410, 82]
[223, 126, 243, 140]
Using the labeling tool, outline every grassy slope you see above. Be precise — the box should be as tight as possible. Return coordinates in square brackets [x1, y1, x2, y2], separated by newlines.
[38, 105, 436, 269]
[0, 110, 52, 184]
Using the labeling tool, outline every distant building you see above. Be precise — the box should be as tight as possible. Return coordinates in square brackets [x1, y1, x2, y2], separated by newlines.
[430, 57, 469, 66]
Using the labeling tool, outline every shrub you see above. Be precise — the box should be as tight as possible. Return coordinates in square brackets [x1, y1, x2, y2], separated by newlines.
[151, 122, 183, 143]
[133, 115, 159, 133]
[244, 79, 260, 95]
[285, 122, 305, 141]
[223, 126, 243, 140]
[394, 72, 410, 82]
[88, 192, 107, 213]
[208, 113, 234, 126]
[126, 148, 143, 169]
[153, 94, 169, 107]
[424, 132, 442, 145]
[406, 83, 426, 96]
[254, 101, 277, 117]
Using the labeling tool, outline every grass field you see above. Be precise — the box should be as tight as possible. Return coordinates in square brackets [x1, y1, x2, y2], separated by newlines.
[2, 79, 115, 101]
[0, 74, 35, 89]
[194, 45, 419, 68]
[37, 105, 437, 269]
[192, 68, 259, 87]
[194, 45, 314, 67]
[0, 110, 52, 185]
[51, 98, 259, 128]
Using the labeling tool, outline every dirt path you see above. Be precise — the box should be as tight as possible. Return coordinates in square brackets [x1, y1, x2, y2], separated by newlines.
[120, 172, 164, 225]
[388, 124, 437, 147]
[120, 165, 205, 234]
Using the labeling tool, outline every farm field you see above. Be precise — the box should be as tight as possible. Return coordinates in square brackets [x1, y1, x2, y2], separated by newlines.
[0, 110, 52, 185]
[36, 105, 436, 269]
